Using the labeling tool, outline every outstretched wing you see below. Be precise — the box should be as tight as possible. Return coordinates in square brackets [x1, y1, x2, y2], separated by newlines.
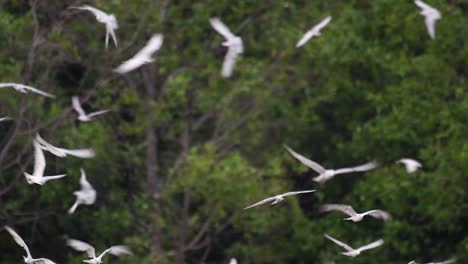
[21, 84, 55, 98]
[243, 196, 276, 210]
[363, 210, 392, 221]
[282, 190, 316, 197]
[34, 258, 57, 264]
[414, 0, 433, 11]
[356, 239, 384, 252]
[134, 34, 164, 59]
[98, 245, 132, 259]
[209, 17, 236, 41]
[71, 5, 108, 21]
[430, 258, 457, 264]
[4, 226, 32, 259]
[314, 16, 332, 32]
[221, 45, 241, 78]
[320, 204, 357, 217]
[324, 234, 354, 251]
[284, 145, 326, 173]
[59, 148, 96, 159]
[79, 168, 93, 191]
[87, 109, 110, 118]
[334, 161, 378, 175]
[296, 16, 332, 47]
[72, 96, 87, 116]
[32, 139, 46, 177]
[66, 238, 96, 258]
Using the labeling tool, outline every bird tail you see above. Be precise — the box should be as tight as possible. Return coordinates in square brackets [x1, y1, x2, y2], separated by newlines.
[68, 201, 79, 214]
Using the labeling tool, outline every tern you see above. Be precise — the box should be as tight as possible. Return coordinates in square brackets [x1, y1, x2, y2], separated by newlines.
[397, 158, 422, 173]
[244, 190, 316, 210]
[284, 145, 378, 183]
[296, 16, 332, 48]
[66, 238, 132, 264]
[209, 17, 244, 78]
[324, 234, 384, 257]
[408, 258, 456, 264]
[0, 83, 55, 98]
[68, 168, 97, 214]
[4, 225, 56, 264]
[70, 5, 118, 48]
[35, 133, 95, 159]
[320, 204, 392, 222]
[114, 34, 163, 74]
[72, 96, 110, 122]
[414, 0, 441, 39]
[24, 139, 66, 185]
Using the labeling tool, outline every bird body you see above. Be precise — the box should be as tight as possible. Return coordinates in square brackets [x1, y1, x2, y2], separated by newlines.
[72, 96, 110, 122]
[68, 168, 97, 214]
[209, 17, 244, 78]
[296, 16, 332, 47]
[320, 204, 391, 222]
[24, 139, 66, 185]
[0, 83, 55, 98]
[4, 226, 56, 263]
[70, 5, 118, 48]
[35, 133, 95, 159]
[114, 34, 163, 74]
[324, 234, 384, 257]
[398, 158, 422, 173]
[284, 145, 378, 183]
[244, 190, 316, 210]
[67, 239, 132, 263]
[414, 0, 441, 39]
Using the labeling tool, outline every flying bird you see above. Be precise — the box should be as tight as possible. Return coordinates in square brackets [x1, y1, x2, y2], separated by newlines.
[66, 238, 132, 264]
[229, 258, 238, 264]
[68, 168, 97, 214]
[296, 16, 332, 48]
[408, 258, 456, 264]
[24, 139, 67, 185]
[414, 0, 441, 39]
[4, 226, 56, 264]
[244, 190, 316, 210]
[35, 133, 95, 159]
[70, 5, 118, 48]
[320, 204, 392, 222]
[324, 234, 384, 257]
[72, 96, 110, 122]
[114, 34, 163, 74]
[284, 145, 378, 183]
[397, 158, 422, 173]
[0, 83, 55, 98]
[209, 17, 244, 78]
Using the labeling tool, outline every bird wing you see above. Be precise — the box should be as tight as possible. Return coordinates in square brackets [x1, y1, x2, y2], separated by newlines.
[282, 190, 316, 197]
[33, 258, 57, 264]
[4, 226, 32, 259]
[71, 5, 108, 21]
[79, 168, 93, 191]
[72, 96, 87, 116]
[356, 239, 384, 252]
[209, 17, 237, 40]
[58, 148, 96, 159]
[98, 245, 132, 259]
[221, 45, 241, 78]
[424, 16, 437, 39]
[320, 204, 357, 217]
[363, 210, 392, 221]
[296, 16, 331, 48]
[324, 234, 354, 251]
[87, 109, 110, 118]
[429, 258, 456, 264]
[414, 0, 433, 11]
[114, 57, 142, 74]
[134, 34, 164, 59]
[32, 139, 46, 177]
[20, 84, 55, 98]
[334, 161, 378, 175]
[243, 196, 276, 210]
[41, 174, 67, 183]
[284, 145, 326, 173]
[314, 16, 332, 31]
[0, 116, 12, 121]
[0, 82, 16, 88]
[66, 239, 96, 258]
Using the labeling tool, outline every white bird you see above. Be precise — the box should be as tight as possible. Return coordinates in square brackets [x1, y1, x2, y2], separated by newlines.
[0, 83, 55, 98]
[296, 16, 332, 48]
[0, 116, 12, 122]
[324, 234, 384, 257]
[398, 158, 422, 173]
[114, 34, 163, 74]
[35, 133, 95, 159]
[209, 17, 244, 78]
[4, 225, 56, 264]
[229, 258, 237, 264]
[68, 168, 97, 214]
[414, 0, 441, 39]
[24, 139, 67, 185]
[408, 258, 456, 264]
[70, 5, 118, 48]
[320, 204, 392, 222]
[244, 190, 316, 210]
[66, 238, 132, 264]
[72, 96, 110, 122]
[284, 145, 378, 183]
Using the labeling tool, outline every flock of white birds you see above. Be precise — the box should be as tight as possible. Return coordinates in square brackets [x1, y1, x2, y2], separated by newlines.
[0, 1, 455, 264]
